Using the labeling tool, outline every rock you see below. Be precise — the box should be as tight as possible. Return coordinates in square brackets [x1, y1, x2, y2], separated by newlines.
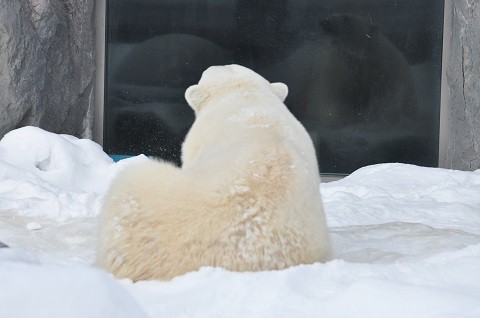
[0, 0, 95, 140]
[446, 0, 480, 170]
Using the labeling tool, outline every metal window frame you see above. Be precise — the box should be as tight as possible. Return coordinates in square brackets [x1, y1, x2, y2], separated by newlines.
[94, 0, 106, 146]
[438, 0, 451, 168]
[94, 0, 451, 171]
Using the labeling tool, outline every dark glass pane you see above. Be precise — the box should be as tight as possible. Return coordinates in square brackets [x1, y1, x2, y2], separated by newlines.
[105, 0, 444, 174]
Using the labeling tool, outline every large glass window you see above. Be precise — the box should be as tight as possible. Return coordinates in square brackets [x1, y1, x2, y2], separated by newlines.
[105, 0, 444, 175]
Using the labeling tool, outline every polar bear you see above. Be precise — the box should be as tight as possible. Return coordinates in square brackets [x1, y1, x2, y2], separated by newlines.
[96, 65, 330, 281]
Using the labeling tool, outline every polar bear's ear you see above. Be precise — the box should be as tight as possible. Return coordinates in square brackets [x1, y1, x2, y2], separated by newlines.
[270, 82, 288, 102]
[185, 84, 209, 113]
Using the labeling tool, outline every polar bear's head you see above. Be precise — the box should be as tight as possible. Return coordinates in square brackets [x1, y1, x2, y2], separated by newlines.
[185, 64, 288, 113]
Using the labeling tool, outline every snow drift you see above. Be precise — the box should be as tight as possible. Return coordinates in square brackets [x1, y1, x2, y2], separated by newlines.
[0, 127, 147, 219]
[0, 251, 146, 318]
[0, 127, 479, 317]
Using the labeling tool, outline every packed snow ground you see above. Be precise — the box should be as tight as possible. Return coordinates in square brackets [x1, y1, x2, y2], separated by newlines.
[0, 127, 479, 317]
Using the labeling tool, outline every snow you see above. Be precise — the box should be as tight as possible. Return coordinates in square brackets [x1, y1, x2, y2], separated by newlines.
[26, 221, 42, 230]
[0, 256, 147, 318]
[1, 127, 480, 317]
[0, 127, 148, 220]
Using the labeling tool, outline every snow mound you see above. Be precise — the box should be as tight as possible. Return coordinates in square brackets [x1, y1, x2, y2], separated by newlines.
[0, 261, 146, 318]
[0, 247, 38, 264]
[0, 126, 113, 192]
[322, 163, 480, 234]
[0, 127, 147, 219]
[125, 244, 480, 318]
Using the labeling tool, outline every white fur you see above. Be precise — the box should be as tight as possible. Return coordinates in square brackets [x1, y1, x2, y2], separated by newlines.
[96, 64, 330, 281]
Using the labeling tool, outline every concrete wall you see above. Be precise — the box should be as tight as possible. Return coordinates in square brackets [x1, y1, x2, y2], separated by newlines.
[0, 0, 95, 139]
[444, 0, 480, 170]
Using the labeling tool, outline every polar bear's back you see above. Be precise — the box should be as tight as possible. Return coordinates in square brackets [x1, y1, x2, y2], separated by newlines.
[97, 65, 330, 281]
[195, 127, 329, 271]
[97, 127, 328, 280]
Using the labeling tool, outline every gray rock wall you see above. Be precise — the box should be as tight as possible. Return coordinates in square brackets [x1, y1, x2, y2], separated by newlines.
[446, 0, 480, 170]
[0, 0, 95, 139]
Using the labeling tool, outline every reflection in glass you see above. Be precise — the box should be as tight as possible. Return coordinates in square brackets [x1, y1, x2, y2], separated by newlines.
[105, 0, 444, 174]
